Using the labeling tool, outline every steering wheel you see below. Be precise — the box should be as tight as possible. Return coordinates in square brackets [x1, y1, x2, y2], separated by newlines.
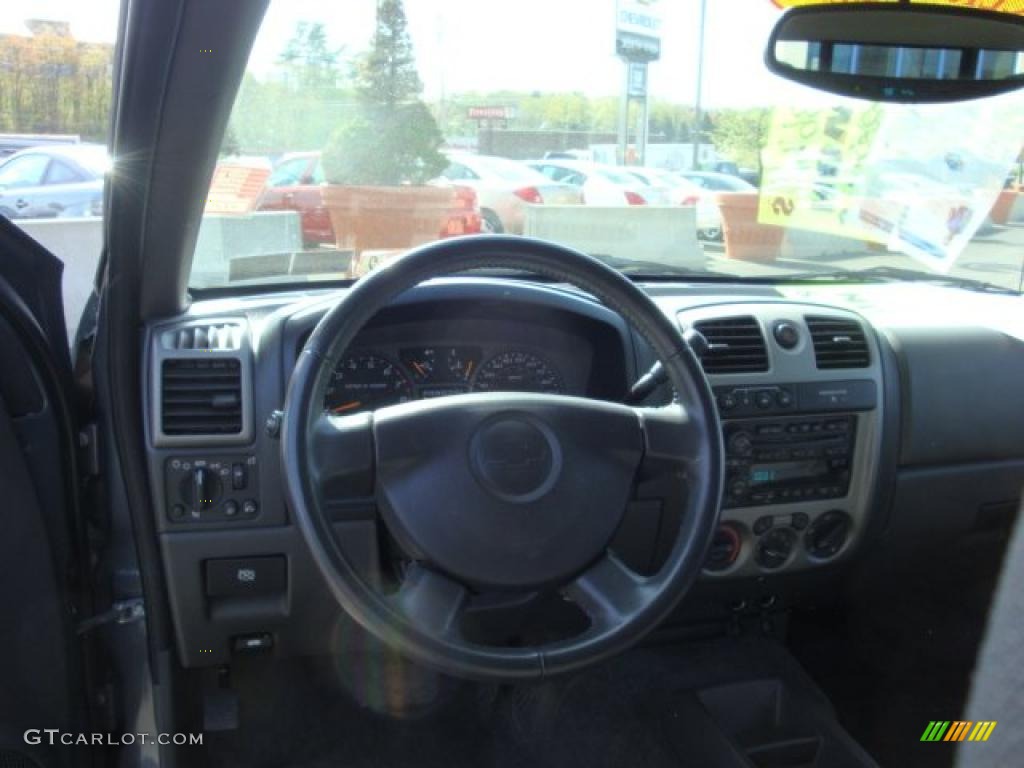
[282, 236, 723, 680]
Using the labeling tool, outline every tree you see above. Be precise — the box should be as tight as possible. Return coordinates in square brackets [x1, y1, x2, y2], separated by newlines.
[709, 108, 771, 173]
[322, 0, 445, 185]
[278, 22, 343, 90]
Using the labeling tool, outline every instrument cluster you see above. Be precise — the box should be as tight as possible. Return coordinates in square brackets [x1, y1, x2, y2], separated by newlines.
[323, 345, 567, 414]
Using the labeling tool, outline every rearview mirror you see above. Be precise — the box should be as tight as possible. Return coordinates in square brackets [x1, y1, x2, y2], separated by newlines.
[766, 3, 1024, 103]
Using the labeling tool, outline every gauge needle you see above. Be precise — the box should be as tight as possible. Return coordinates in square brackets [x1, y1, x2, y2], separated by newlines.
[331, 401, 362, 414]
[465, 360, 474, 377]
[412, 362, 427, 377]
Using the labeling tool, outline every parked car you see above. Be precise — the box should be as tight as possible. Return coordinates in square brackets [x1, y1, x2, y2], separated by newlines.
[629, 167, 727, 241]
[0, 144, 107, 219]
[528, 159, 652, 206]
[257, 152, 483, 246]
[0, 133, 82, 159]
[440, 153, 582, 234]
[680, 170, 758, 193]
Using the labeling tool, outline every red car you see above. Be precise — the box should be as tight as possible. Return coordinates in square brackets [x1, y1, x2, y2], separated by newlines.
[257, 152, 481, 247]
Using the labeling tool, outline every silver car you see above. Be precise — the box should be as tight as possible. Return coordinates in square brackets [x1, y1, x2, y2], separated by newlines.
[0, 144, 108, 219]
[440, 153, 582, 234]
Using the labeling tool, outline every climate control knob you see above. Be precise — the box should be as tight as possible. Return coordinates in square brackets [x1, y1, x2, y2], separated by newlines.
[756, 527, 795, 570]
[805, 510, 852, 559]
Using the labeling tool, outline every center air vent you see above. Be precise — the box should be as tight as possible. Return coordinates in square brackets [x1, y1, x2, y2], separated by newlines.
[161, 358, 242, 436]
[806, 316, 870, 369]
[693, 316, 769, 374]
[163, 323, 243, 351]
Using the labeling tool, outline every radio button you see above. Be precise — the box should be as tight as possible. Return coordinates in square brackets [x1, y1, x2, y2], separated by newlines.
[718, 392, 738, 411]
[755, 391, 774, 409]
[777, 389, 794, 407]
[729, 479, 749, 498]
[756, 424, 784, 436]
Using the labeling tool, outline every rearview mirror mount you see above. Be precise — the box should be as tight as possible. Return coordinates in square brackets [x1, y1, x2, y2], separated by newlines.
[765, 3, 1024, 103]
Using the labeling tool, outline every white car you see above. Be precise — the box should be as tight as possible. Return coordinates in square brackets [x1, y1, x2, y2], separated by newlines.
[528, 159, 654, 206]
[439, 153, 581, 234]
[631, 167, 725, 240]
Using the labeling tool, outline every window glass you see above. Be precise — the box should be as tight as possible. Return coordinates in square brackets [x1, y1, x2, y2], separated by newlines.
[0, 154, 49, 187]
[46, 160, 83, 185]
[0, 6, 118, 339]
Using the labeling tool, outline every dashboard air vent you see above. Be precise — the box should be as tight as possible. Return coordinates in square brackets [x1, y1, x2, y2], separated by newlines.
[161, 358, 242, 435]
[806, 316, 870, 369]
[693, 316, 769, 374]
[163, 323, 243, 351]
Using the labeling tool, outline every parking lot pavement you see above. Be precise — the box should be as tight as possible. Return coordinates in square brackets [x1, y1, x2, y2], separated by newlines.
[705, 222, 1024, 292]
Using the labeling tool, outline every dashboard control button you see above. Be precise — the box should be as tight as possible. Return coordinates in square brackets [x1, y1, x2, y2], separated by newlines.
[718, 392, 738, 411]
[755, 390, 774, 409]
[242, 499, 259, 517]
[224, 500, 239, 517]
[773, 321, 800, 350]
[231, 463, 247, 490]
[728, 479, 749, 499]
[206, 557, 286, 597]
[171, 504, 186, 520]
[776, 389, 794, 407]
[791, 512, 810, 530]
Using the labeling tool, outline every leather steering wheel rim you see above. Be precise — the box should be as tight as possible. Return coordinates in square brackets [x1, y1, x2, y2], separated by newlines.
[282, 235, 724, 680]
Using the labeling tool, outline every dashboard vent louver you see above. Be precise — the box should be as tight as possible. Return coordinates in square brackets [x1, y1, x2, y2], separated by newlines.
[693, 316, 769, 374]
[806, 316, 870, 369]
[161, 358, 242, 436]
[163, 323, 243, 351]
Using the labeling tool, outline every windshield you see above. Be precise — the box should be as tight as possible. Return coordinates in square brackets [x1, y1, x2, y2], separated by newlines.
[190, 0, 1024, 293]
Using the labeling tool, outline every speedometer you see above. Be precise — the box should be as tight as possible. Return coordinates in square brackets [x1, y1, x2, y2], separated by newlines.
[324, 353, 413, 414]
[473, 351, 565, 394]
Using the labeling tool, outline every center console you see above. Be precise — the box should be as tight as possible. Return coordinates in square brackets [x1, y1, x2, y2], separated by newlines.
[674, 303, 885, 580]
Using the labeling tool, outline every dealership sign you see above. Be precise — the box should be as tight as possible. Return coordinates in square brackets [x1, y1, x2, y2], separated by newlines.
[616, 0, 662, 61]
[467, 106, 516, 120]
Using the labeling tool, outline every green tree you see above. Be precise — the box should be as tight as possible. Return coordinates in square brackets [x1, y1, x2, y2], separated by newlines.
[323, 0, 445, 185]
[709, 108, 771, 173]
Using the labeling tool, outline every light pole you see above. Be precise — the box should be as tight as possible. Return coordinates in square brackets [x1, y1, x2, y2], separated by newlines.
[692, 0, 707, 170]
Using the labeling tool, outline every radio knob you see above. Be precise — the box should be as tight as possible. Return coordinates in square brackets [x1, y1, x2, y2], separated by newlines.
[728, 431, 754, 457]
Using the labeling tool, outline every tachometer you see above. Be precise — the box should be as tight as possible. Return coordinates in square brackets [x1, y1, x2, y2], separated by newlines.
[473, 350, 565, 394]
[324, 353, 413, 414]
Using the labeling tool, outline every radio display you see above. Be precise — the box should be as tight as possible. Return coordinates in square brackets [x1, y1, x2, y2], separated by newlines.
[750, 460, 829, 486]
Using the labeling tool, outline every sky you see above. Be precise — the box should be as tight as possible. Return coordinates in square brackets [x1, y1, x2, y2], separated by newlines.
[0, 0, 836, 109]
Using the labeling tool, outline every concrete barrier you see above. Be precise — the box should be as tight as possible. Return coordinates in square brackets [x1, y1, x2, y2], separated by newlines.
[14, 210, 305, 338]
[191, 211, 303, 286]
[524, 205, 704, 271]
[14, 216, 102, 340]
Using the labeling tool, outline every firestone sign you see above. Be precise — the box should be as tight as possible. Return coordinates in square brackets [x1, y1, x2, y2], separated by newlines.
[616, 0, 662, 62]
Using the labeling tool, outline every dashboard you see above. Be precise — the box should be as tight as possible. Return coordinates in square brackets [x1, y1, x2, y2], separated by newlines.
[143, 276, 1024, 669]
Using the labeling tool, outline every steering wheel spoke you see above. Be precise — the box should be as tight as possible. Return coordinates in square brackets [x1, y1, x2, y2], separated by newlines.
[563, 553, 652, 633]
[633, 402, 706, 471]
[310, 411, 376, 500]
[388, 563, 469, 641]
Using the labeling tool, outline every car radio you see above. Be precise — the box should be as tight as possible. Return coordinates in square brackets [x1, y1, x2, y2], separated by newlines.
[723, 414, 856, 508]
